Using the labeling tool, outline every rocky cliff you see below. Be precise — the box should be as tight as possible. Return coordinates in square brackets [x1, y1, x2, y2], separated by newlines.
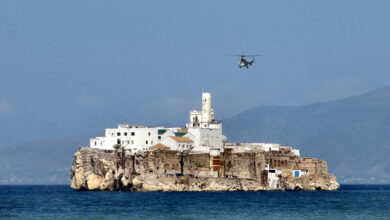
[70, 147, 339, 191]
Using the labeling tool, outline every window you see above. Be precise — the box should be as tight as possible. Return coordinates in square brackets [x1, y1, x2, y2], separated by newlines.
[146, 141, 148, 144]
[158, 136, 161, 140]
[131, 140, 134, 144]
[148, 132, 151, 136]
[127, 141, 130, 144]
[131, 132, 135, 136]
[151, 141, 153, 145]
[124, 132, 127, 136]
[94, 141, 97, 146]
[117, 139, 121, 144]
[117, 132, 121, 136]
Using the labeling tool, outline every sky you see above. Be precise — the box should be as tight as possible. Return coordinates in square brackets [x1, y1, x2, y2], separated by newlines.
[1, 0, 390, 147]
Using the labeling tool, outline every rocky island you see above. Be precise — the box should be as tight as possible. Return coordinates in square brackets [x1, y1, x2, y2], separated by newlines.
[70, 146, 338, 191]
[70, 92, 339, 191]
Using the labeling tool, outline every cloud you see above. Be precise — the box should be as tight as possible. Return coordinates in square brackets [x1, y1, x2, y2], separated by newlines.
[0, 101, 13, 114]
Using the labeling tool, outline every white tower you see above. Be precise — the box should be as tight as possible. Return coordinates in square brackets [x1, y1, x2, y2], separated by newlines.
[201, 92, 211, 123]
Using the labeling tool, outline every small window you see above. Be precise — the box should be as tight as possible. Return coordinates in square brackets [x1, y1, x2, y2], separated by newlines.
[148, 132, 151, 136]
[158, 136, 161, 140]
[117, 139, 121, 144]
[127, 141, 130, 144]
[94, 141, 97, 145]
[146, 141, 148, 144]
[131, 132, 135, 136]
[131, 140, 134, 144]
[117, 132, 121, 136]
[151, 141, 153, 145]
[124, 132, 127, 136]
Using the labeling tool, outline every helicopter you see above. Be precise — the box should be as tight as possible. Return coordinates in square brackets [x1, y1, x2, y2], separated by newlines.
[234, 54, 263, 69]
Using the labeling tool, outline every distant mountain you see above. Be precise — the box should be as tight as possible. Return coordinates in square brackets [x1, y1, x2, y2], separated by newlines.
[0, 135, 92, 185]
[1, 88, 390, 184]
[223, 87, 390, 183]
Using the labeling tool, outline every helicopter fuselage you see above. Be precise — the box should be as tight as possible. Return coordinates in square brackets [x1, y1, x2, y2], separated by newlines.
[238, 57, 254, 68]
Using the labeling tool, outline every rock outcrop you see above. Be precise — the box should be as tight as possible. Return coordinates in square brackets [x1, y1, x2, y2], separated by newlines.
[283, 174, 339, 191]
[70, 147, 339, 191]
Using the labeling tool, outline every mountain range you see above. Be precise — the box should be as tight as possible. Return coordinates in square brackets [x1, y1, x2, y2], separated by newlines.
[224, 87, 390, 183]
[1, 87, 390, 184]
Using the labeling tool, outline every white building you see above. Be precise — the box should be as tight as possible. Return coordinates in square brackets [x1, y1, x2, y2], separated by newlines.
[89, 92, 224, 154]
[90, 125, 163, 152]
[292, 169, 308, 177]
[160, 136, 194, 151]
[186, 92, 223, 152]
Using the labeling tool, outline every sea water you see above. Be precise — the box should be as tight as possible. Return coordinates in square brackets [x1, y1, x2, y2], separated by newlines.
[1, 185, 389, 219]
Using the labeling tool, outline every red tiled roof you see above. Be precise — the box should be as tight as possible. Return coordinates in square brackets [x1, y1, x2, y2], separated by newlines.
[149, 143, 171, 150]
[169, 136, 194, 142]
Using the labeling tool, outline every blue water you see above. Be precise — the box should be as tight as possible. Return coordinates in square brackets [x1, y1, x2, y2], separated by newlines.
[1, 185, 390, 219]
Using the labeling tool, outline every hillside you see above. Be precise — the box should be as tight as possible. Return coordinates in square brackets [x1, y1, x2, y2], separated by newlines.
[0, 135, 91, 184]
[223, 87, 390, 183]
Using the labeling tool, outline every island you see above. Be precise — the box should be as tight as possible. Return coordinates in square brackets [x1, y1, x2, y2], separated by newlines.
[70, 92, 339, 191]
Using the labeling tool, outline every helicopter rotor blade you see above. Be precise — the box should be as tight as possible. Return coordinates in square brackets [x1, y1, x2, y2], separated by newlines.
[244, 54, 264, 57]
[227, 54, 264, 57]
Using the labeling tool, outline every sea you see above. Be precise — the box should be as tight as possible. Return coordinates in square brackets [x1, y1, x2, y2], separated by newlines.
[0, 185, 389, 219]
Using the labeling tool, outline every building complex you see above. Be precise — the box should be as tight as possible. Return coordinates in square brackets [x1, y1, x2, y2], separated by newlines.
[85, 92, 320, 189]
[90, 92, 223, 153]
[90, 92, 300, 156]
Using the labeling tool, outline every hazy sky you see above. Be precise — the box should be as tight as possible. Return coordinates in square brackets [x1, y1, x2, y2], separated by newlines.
[1, 1, 390, 146]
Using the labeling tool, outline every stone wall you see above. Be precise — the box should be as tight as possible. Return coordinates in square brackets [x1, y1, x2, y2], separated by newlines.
[70, 147, 339, 191]
[297, 157, 329, 175]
